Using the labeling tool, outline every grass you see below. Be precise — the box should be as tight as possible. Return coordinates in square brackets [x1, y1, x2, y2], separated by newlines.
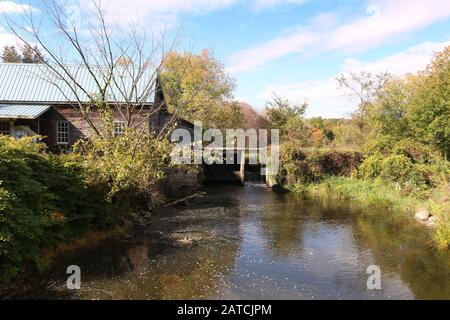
[288, 177, 450, 249]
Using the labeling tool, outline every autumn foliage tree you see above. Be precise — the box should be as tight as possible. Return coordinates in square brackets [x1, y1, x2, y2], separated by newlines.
[238, 102, 268, 130]
[161, 49, 242, 129]
[1, 44, 43, 63]
[1, 46, 21, 63]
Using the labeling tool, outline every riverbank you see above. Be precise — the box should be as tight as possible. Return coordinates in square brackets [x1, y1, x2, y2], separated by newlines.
[0, 136, 175, 285]
[287, 177, 450, 249]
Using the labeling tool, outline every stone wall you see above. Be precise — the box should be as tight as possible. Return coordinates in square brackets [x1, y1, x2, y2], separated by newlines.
[160, 167, 202, 198]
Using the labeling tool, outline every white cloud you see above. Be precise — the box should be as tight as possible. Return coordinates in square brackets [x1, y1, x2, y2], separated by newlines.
[78, 0, 308, 29]
[227, 0, 450, 73]
[327, 0, 450, 52]
[0, 2, 38, 49]
[0, 1, 37, 14]
[227, 30, 317, 73]
[260, 41, 449, 118]
[252, 0, 308, 11]
[262, 77, 349, 118]
[0, 26, 20, 48]
[343, 41, 450, 75]
[76, 0, 236, 29]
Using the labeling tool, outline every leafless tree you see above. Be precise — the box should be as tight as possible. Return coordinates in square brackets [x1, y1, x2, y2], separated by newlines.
[2, 0, 180, 138]
[337, 71, 391, 129]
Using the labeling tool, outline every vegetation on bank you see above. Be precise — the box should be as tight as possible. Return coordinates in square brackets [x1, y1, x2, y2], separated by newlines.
[0, 136, 119, 283]
[288, 177, 450, 249]
[271, 46, 450, 250]
[0, 116, 194, 284]
[277, 146, 363, 185]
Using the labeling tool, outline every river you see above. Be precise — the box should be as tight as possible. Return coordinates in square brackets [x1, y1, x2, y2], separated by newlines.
[10, 184, 450, 299]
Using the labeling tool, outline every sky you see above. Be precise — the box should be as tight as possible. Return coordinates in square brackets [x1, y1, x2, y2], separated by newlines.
[1, 0, 450, 117]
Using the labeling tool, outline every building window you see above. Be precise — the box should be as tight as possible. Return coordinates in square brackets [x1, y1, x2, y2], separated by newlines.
[0, 121, 10, 135]
[57, 121, 69, 144]
[114, 121, 126, 136]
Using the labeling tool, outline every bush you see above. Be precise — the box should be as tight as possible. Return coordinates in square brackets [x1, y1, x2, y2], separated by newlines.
[379, 155, 415, 183]
[279, 143, 363, 185]
[358, 155, 384, 179]
[392, 138, 442, 164]
[363, 135, 396, 156]
[0, 136, 114, 283]
[358, 138, 450, 189]
[359, 154, 430, 189]
[76, 128, 173, 204]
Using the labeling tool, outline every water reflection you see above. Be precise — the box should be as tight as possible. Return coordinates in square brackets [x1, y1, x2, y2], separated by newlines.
[6, 184, 450, 299]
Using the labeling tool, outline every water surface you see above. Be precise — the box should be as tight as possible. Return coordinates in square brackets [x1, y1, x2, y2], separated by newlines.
[11, 184, 450, 299]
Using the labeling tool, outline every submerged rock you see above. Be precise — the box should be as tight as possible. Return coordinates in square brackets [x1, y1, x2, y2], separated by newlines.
[415, 209, 430, 221]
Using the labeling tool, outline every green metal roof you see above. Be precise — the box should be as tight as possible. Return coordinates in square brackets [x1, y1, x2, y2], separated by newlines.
[0, 63, 157, 104]
[0, 104, 51, 119]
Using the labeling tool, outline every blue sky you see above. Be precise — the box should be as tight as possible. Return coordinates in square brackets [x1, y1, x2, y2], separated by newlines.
[1, 0, 450, 117]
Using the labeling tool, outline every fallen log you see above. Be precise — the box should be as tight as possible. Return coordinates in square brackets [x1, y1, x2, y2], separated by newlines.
[162, 192, 206, 207]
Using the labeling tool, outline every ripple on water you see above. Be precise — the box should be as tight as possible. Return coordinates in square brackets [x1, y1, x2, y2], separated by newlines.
[13, 185, 450, 300]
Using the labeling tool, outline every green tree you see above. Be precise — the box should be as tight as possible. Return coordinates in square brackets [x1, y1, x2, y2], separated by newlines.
[408, 47, 450, 158]
[365, 46, 450, 158]
[265, 93, 309, 145]
[367, 77, 414, 140]
[265, 93, 307, 130]
[332, 120, 364, 147]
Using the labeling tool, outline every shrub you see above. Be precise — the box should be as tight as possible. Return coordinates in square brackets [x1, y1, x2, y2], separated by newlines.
[279, 143, 363, 185]
[359, 154, 430, 189]
[379, 155, 414, 183]
[363, 135, 396, 156]
[358, 137, 450, 189]
[358, 155, 384, 179]
[0, 136, 114, 283]
[76, 128, 173, 204]
[392, 138, 442, 164]
[0, 185, 43, 283]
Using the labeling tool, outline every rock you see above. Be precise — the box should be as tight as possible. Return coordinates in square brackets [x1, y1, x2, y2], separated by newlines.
[426, 216, 439, 228]
[415, 209, 430, 221]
